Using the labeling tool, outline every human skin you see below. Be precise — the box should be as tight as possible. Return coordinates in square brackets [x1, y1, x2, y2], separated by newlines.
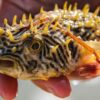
[0, 0, 100, 100]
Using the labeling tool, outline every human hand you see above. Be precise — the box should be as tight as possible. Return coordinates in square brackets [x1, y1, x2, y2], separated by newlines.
[0, 0, 100, 100]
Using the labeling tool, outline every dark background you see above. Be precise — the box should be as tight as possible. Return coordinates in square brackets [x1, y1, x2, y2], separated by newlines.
[0, 0, 100, 26]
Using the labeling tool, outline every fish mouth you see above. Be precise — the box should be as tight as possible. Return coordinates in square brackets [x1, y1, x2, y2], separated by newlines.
[0, 59, 20, 78]
[72, 40, 100, 79]
[0, 59, 61, 80]
[0, 59, 35, 80]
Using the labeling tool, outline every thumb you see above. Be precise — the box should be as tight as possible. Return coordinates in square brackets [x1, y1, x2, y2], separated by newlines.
[33, 76, 71, 98]
[0, 74, 18, 100]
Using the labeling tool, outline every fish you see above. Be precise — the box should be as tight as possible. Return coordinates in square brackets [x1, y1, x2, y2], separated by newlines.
[0, 2, 100, 81]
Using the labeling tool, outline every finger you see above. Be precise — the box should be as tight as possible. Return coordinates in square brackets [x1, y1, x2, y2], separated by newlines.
[0, 74, 18, 100]
[33, 76, 71, 98]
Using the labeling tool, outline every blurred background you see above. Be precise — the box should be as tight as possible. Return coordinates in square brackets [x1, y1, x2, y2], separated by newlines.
[0, 0, 100, 100]
[0, 0, 100, 26]
[1, 78, 100, 100]
[16, 78, 100, 100]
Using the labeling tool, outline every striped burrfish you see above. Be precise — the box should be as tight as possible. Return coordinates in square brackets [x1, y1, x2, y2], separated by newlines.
[0, 2, 100, 80]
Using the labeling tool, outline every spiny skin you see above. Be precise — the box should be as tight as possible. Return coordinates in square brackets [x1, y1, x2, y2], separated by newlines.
[0, 4, 100, 80]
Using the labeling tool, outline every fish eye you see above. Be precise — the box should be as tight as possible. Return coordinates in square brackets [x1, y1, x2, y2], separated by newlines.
[31, 40, 41, 51]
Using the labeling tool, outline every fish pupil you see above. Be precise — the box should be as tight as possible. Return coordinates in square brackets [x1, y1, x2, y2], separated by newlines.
[32, 42, 40, 50]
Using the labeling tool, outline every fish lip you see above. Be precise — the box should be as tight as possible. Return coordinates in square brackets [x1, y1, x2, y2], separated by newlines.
[73, 61, 100, 79]
[0, 59, 20, 78]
